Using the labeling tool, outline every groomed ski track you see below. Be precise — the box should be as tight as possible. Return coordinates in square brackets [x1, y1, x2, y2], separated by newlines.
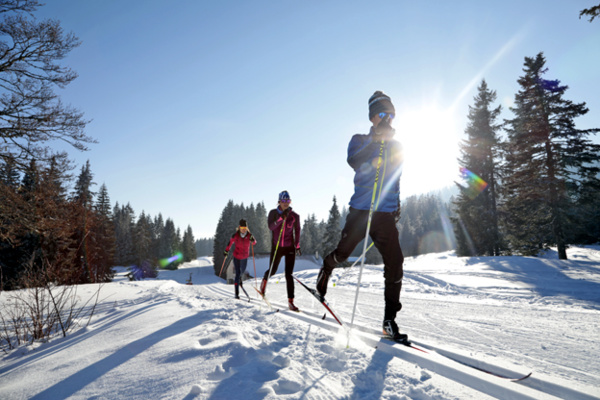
[204, 282, 598, 400]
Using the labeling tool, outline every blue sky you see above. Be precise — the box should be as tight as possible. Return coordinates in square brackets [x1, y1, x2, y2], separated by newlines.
[36, 1, 600, 239]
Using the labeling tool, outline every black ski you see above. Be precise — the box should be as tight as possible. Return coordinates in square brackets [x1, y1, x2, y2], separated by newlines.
[455, 361, 532, 382]
[293, 275, 344, 325]
[413, 342, 533, 381]
[240, 284, 251, 302]
[378, 337, 531, 381]
[382, 334, 412, 347]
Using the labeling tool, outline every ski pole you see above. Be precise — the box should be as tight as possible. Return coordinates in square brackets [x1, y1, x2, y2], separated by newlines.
[251, 242, 257, 287]
[240, 284, 250, 301]
[219, 252, 230, 277]
[350, 139, 386, 330]
[333, 242, 374, 286]
[264, 217, 285, 285]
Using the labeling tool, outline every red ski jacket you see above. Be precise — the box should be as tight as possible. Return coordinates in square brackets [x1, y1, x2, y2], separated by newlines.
[225, 231, 257, 260]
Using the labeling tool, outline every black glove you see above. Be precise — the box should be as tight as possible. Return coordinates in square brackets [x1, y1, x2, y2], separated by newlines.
[282, 208, 291, 219]
[223, 250, 229, 257]
[249, 235, 254, 242]
[295, 248, 302, 256]
[374, 115, 395, 137]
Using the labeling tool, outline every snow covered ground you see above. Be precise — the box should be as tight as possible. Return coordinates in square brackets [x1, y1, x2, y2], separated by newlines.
[1, 246, 600, 399]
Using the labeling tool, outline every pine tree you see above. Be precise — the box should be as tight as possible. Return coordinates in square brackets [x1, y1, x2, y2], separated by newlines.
[45, 157, 70, 204]
[213, 200, 235, 276]
[398, 193, 456, 257]
[20, 159, 38, 201]
[182, 225, 197, 262]
[502, 53, 600, 259]
[246, 202, 257, 232]
[453, 80, 503, 256]
[0, 160, 41, 288]
[71, 161, 96, 282]
[3, 160, 84, 287]
[244, 203, 260, 254]
[340, 206, 349, 230]
[321, 196, 342, 258]
[300, 214, 319, 257]
[251, 202, 270, 253]
[0, 159, 21, 288]
[72, 160, 95, 209]
[113, 203, 136, 265]
[93, 183, 115, 279]
[160, 218, 175, 260]
[195, 238, 214, 257]
[397, 195, 418, 257]
[173, 228, 183, 265]
[573, 173, 600, 243]
[161, 218, 179, 269]
[16, 160, 42, 270]
[153, 213, 165, 260]
[134, 211, 153, 265]
[0, 158, 21, 188]
[96, 184, 112, 217]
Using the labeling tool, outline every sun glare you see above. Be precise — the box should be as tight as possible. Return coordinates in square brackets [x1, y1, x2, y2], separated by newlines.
[394, 106, 461, 197]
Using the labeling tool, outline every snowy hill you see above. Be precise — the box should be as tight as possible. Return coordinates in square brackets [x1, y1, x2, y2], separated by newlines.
[1, 247, 600, 399]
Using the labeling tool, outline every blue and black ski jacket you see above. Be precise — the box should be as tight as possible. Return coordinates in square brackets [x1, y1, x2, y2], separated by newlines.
[347, 127, 403, 212]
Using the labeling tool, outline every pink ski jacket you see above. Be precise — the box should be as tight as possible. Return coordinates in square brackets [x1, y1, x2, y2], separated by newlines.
[268, 207, 301, 249]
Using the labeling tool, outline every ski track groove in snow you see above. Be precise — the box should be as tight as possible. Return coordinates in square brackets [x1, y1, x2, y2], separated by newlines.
[1, 250, 600, 400]
[204, 279, 596, 400]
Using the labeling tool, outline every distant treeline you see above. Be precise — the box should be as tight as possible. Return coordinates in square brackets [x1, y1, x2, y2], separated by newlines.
[209, 192, 457, 276]
[195, 238, 214, 257]
[0, 159, 196, 290]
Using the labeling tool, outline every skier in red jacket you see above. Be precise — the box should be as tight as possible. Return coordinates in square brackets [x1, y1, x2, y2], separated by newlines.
[224, 219, 257, 299]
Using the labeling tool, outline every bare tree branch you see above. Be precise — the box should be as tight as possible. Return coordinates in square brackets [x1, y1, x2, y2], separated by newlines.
[579, 4, 600, 22]
[0, 3, 94, 171]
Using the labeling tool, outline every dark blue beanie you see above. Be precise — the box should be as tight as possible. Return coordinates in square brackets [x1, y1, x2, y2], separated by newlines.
[368, 91, 395, 120]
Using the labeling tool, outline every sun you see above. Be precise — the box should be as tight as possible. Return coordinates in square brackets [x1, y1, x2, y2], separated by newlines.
[393, 106, 461, 198]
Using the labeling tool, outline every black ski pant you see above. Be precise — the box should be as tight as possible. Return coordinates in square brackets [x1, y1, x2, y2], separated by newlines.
[323, 207, 404, 321]
[263, 246, 296, 299]
[233, 257, 248, 285]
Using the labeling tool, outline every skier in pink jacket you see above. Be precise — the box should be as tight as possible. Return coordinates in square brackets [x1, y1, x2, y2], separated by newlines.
[259, 191, 301, 311]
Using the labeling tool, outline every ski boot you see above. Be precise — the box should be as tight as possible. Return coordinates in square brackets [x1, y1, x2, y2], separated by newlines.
[288, 298, 299, 312]
[259, 278, 267, 296]
[316, 268, 331, 302]
[383, 320, 409, 344]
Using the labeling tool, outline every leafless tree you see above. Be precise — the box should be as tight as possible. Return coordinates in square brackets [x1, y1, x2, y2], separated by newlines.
[0, 0, 94, 171]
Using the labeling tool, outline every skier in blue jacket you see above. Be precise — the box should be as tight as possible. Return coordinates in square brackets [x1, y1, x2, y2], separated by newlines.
[316, 91, 406, 342]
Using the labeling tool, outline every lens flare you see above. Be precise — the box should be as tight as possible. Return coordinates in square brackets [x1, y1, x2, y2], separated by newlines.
[159, 252, 183, 268]
[458, 168, 488, 199]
